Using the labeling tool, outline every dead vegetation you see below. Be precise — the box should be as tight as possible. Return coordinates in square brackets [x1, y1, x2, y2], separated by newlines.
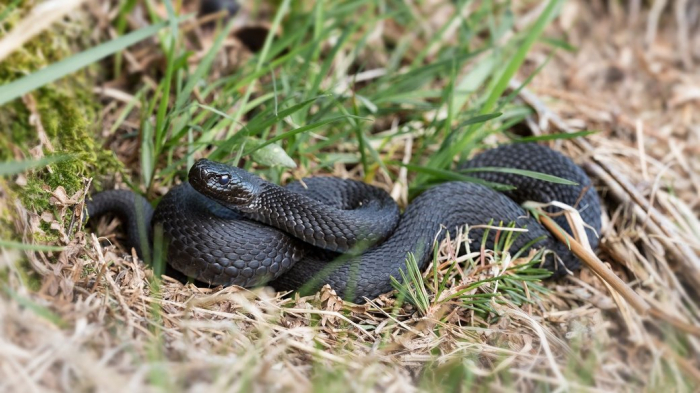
[1, 0, 700, 391]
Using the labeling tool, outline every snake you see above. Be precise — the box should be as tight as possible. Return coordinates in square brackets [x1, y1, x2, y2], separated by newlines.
[86, 143, 602, 303]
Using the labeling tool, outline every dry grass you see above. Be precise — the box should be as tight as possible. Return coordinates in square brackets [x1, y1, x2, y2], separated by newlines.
[2, 0, 700, 391]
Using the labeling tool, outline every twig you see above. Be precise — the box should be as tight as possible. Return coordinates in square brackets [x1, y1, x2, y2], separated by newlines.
[537, 213, 649, 315]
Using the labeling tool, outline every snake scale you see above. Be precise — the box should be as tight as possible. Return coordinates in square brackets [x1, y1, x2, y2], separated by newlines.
[86, 143, 602, 303]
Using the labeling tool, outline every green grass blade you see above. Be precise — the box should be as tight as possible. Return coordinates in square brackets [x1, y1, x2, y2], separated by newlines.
[459, 166, 578, 185]
[395, 162, 515, 191]
[0, 155, 68, 176]
[245, 115, 364, 155]
[480, 0, 562, 115]
[226, 0, 291, 138]
[178, 20, 236, 114]
[0, 17, 187, 105]
[4, 288, 67, 328]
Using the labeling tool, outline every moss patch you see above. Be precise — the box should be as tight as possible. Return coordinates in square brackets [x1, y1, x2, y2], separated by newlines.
[18, 87, 121, 212]
[0, 1, 121, 213]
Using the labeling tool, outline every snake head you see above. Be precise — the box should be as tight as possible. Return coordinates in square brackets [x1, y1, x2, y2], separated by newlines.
[189, 159, 262, 211]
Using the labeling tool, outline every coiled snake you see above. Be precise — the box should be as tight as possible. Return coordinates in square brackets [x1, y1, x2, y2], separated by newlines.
[86, 143, 601, 302]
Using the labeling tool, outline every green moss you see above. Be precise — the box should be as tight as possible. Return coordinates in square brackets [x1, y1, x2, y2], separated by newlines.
[5, 84, 122, 211]
[0, 0, 122, 251]
[21, 87, 121, 212]
[0, 1, 122, 213]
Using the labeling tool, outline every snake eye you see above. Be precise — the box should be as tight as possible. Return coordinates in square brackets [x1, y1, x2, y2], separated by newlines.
[218, 174, 230, 185]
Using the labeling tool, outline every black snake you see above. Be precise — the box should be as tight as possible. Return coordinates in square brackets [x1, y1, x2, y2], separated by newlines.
[86, 143, 601, 302]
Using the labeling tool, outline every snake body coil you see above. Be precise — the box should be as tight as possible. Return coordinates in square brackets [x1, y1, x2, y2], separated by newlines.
[87, 143, 601, 302]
